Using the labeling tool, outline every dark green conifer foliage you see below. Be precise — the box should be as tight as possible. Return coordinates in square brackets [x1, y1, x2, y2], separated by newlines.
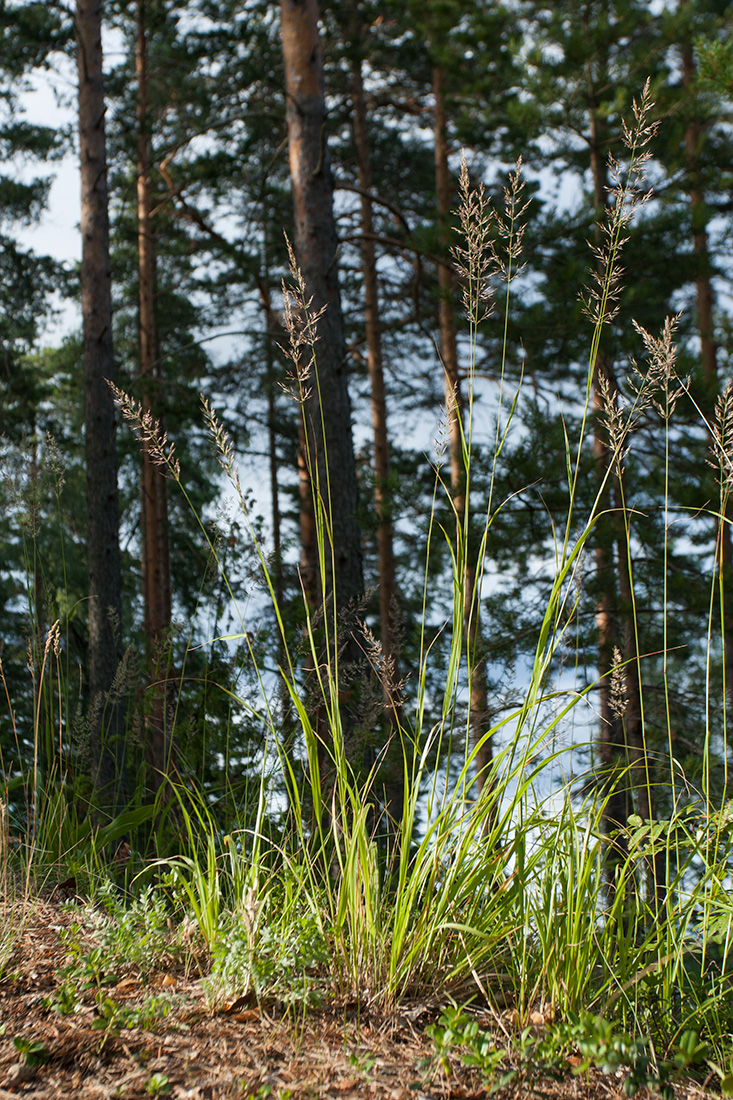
[0, 3, 70, 428]
[0, 5, 80, 803]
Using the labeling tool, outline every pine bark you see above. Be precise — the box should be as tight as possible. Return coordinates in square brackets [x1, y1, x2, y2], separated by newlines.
[136, 0, 173, 787]
[76, 0, 125, 812]
[279, 0, 365, 767]
[434, 65, 491, 792]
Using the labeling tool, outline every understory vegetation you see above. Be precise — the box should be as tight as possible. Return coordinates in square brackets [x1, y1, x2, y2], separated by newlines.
[3, 84, 733, 1098]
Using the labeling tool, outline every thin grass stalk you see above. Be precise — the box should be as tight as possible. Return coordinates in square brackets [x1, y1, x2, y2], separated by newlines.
[0, 797, 6, 911]
[563, 83, 656, 567]
[718, 483, 731, 796]
[452, 156, 528, 790]
[675, 381, 733, 821]
[612, 467, 657, 902]
[25, 621, 60, 892]
[660, 378, 678, 861]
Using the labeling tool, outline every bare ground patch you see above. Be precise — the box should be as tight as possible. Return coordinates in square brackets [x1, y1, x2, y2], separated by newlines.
[0, 898, 717, 1100]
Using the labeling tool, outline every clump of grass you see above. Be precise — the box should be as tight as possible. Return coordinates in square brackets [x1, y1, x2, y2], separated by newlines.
[1, 81, 732, 1091]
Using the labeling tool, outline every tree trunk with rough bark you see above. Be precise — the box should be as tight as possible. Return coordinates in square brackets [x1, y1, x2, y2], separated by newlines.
[433, 65, 491, 793]
[279, 0, 365, 774]
[76, 0, 125, 813]
[136, 0, 173, 789]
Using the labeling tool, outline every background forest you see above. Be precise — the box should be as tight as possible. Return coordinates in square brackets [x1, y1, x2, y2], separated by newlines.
[3, 0, 733, 1084]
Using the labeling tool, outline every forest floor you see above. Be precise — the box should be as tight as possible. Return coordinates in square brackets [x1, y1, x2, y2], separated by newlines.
[0, 895, 717, 1100]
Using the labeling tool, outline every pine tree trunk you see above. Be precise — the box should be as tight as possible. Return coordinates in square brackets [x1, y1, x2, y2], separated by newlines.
[352, 40, 403, 828]
[434, 65, 491, 792]
[280, 0, 365, 772]
[136, 0, 173, 789]
[681, 29, 733, 709]
[76, 0, 126, 813]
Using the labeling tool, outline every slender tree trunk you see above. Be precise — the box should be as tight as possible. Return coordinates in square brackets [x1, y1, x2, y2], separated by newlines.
[279, 0, 365, 774]
[76, 0, 126, 814]
[681, 29, 733, 709]
[351, 37, 403, 828]
[433, 65, 491, 792]
[136, 0, 173, 788]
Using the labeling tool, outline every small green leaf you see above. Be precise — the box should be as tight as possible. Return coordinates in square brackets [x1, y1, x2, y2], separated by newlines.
[13, 1037, 48, 1068]
[146, 1073, 171, 1096]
